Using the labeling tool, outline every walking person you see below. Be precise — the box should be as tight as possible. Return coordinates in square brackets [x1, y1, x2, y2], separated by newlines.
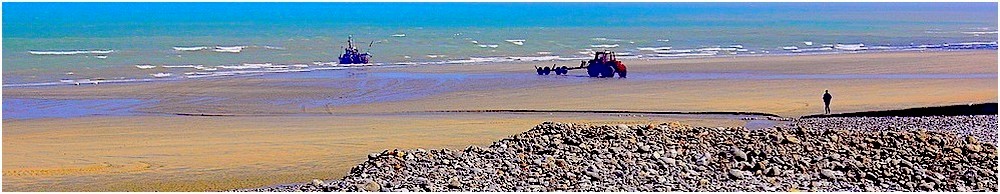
[823, 90, 833, 114]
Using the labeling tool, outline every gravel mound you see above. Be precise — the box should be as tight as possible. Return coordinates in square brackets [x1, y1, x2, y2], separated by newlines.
[238, 116, 998, 192]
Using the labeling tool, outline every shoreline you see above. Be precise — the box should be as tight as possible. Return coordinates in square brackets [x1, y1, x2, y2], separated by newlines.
[3, 48, 996, 88]
[3, 50, 997, 119]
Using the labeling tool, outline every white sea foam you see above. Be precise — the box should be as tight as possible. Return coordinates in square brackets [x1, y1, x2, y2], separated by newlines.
[782, 46, 799, 50]
[447, 57, 510, 64]
[135, 65, 157, 69]
[803, 41, 813, 46]
[590, 44, 619, 48]
[57, 79, 101, 85]
[266, 65, 289, 70]
[536, 51, 553, 55]
[505, 39, 526, 45]
[924, 30, 953, 34]
[173, 46, 208, 51]
[656, 39, 670, 42]
[917, 44, 946, 48]
[263, 45, 286, 50]
[653, 52, 717, 58]
[217, 65, 261, 69]
[960, 31, 998, 35]
[94, 55, 108, 59]
[313, 61, 337, 66]
[796, 47, 835, 52]
[478, 44, 499, 48]
[654, 49, 693, 54]
[868, 46, 894, 50]
[29, 49, 115, 55]
[162, 65, 199, 68]
[729, 45, 744, 49]
[698, 47, 738, 52]
[151, 73, 173, 78]
[834, 43, 867, 51]
[195, 66, 219, 71]
[637, 47, 672, 51]
[511, 56, 561, 61]
[214, 46, 245, 53]
[391, 34, 406, 37]
[951, 41, 998, 46]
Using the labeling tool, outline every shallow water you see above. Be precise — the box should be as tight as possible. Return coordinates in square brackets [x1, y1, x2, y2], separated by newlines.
[2, 98, 151, 120]
[4, 68, 995, 120]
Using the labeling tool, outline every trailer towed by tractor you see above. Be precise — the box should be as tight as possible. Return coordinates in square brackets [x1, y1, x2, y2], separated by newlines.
[535, 50, 627, 78]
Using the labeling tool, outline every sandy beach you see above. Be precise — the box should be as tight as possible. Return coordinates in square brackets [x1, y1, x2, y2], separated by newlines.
[2, 50, 997, 191]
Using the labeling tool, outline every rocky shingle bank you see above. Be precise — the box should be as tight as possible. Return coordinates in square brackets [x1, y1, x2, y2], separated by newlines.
[239, 115, 997, 192]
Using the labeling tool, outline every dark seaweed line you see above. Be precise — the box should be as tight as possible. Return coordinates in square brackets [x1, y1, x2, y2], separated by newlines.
[424, 109, 782, 117]
[150, 103, 997, 119]
[801, 103, 998, 118]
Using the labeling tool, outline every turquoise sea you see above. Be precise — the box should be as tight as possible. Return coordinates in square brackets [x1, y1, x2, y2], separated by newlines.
[3, 2, 997, 85]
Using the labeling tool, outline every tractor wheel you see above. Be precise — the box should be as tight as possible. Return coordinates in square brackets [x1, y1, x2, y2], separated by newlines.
[587, 66, 599, 77]
[543, 67, 551, 75]
[600, 65, 615, 78]
[617, 70, 627, 78]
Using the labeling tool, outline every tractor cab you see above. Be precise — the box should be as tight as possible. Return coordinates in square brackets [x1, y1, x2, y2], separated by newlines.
[585, 51, 627, 78]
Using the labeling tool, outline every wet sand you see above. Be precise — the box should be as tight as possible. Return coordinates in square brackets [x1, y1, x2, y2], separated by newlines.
[2, 50, 997, 191]
[2, 113, 747, 191]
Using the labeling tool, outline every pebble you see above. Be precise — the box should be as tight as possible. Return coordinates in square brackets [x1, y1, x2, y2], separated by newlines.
[966, 144, 982, 152]
[363, 180, 381, 192]
[820, 169, 838, 179]
[785, 135, 801, 144]
[238, 115, 998, 192]
[310, 179, 324, 186]
[729, 169, 744, 180]
[732, 149, 748, 162]
[921, 182, 936, 191]
[448, 177, 462, 189]
[765, 166, 782, 177]
[662, 158, 676, 165]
